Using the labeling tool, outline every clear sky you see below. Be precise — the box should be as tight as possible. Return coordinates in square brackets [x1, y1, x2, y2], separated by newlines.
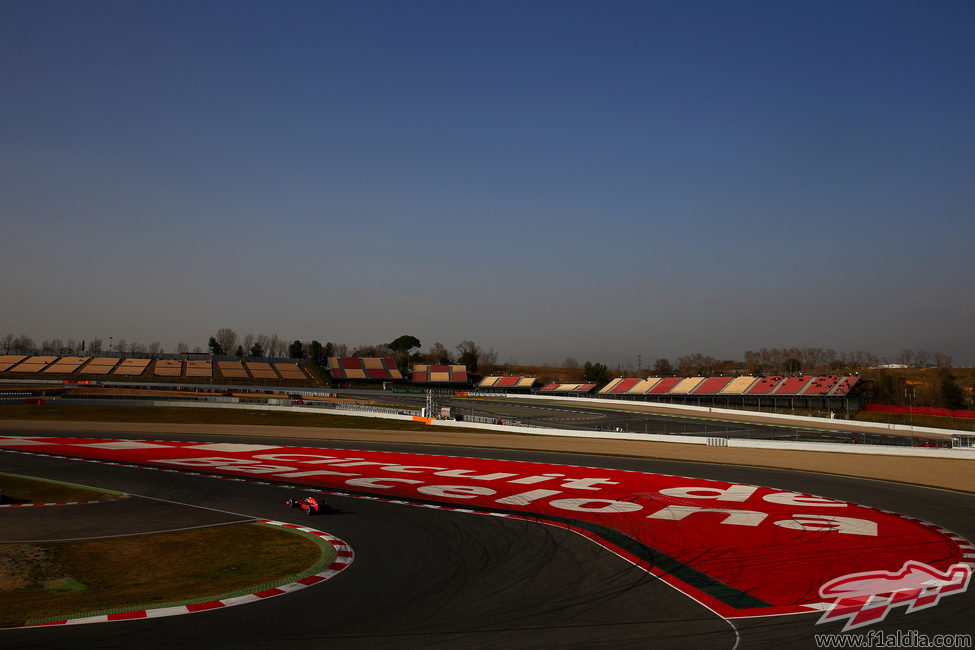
[2, 1, 973, 366]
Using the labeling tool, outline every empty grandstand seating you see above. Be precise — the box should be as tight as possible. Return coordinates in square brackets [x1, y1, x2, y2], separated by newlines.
[539, 383, 596, 393]
[154, 360, 183, 377]
[802, 375, 841, 395]
[10, 356, 57, 373]
[274, 363, 308, 380]
[42, 357, 90, 374]
[670, 377, 706, 394]
[0, 355, 26, 372]
[217, 361, 248, 378]
[628, 379, 659, 394]
[647, 377, 683, 394]
[328, 357, 402, 381]
[114, 358, 150, 376]
[833, 375, 861, 395]
[692, 376, 734, 394]
[479, 376, 537, 390]
[411, 364, 469, 384]
[720, 376, 757, 394]
[746, 376, 784, 395]
[773, 376, 814, 395]
[246, 362, 279, 379]
[80, 357, 120, 375]
[185, 360, 212, 377]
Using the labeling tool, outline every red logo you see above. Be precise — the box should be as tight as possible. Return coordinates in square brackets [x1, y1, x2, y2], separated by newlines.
[818, 561, 972, 631]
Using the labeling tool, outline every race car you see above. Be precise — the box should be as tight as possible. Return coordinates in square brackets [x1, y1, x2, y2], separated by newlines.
[286, 495, 330, 515]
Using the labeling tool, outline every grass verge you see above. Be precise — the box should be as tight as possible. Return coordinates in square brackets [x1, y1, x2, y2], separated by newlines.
[0, 473, 122, 504]
[0, 522, 333, 628]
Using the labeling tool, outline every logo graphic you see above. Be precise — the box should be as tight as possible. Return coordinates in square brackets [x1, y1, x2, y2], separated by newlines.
[817, 561, 972, 631]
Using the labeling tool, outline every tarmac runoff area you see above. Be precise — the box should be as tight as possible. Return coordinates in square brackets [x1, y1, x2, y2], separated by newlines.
[2, 418, 972, 493]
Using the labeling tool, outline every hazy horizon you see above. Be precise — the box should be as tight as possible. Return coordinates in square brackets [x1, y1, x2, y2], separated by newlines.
[3, 2, 973, 366]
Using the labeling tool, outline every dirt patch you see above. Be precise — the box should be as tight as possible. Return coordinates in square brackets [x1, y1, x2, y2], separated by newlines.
[0, 544, 61, 590]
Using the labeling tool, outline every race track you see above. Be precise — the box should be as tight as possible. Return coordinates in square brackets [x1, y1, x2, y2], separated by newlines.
[1, 423, 974, 649]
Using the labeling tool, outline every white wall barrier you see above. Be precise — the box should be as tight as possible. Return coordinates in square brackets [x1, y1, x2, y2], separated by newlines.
[152, 400, 975, 459]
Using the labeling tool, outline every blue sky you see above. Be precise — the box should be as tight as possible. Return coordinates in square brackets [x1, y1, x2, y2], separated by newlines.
[2, 1, 973, 365]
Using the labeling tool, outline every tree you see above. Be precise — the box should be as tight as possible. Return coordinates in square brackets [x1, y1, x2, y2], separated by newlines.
[288, 339, 305, 359]
[652, 358, 674, 375]
[582, 361, 610, 386]
[427, 341, 454, 364]
[308, 340, 325, 367]
[250, 342, 264, 357]
[176, 341, 189, 354]
[389, 335, 421, 354]
[941, 378, 966, 410]
[90, 338, 103, 354]
[563, 357, 579, 369]
[208, 337, 224, 356]
[215, 329, 238, 357]
[235, 345, 245, 357]
[934, 351, 953, 368]
[456, 340, 481, 372]
[784, 358, 802, 374]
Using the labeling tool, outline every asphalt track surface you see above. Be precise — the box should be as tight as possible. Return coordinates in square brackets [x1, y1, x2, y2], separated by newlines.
[2, 427, 974, 649]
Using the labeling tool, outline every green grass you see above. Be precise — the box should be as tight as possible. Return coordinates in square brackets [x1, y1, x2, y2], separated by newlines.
[0, 523, 333, 627]
[0, 473, 122, 504]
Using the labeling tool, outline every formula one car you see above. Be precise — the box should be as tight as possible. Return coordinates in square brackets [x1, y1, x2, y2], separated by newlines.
[286, 495, 330, 515]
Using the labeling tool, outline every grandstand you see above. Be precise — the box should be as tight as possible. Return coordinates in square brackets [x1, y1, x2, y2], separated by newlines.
[185, 360, 212, 378]
[274, 363, 307, 380]
[593, 373, 865, 411]
[114, 358, 150, 376]
[246, 362, 278, 380]
[154, 359, 183, 377]
[9, 356, 57, 373]
[43, 357, 90, 374]
[477, 376, 537, 392]
[0, 355, 27, 372]
[539, 383, 597, 395]
[328, 357, 403, 381]
[217, 361, 248, 379]
[79, 357, 120, 375]
[412, 364, 469, 385]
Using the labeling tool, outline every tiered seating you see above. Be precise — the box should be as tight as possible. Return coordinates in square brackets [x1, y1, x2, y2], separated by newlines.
[43, 357, 90, 374]
[217, 361, 248, 378]
[720, 376, 757, 394]
[746, 376, 783, 395]
[185, 360, 212, 377]
[274, 363, 307, 380]
[628, 378, 660, 394]
[154, 360, 182, 377]
[246, 362, 278, 379]
[833, 376, 861, 395]
[692, 377, 734, 394]
[10, 356, 57, 373]
[0, 355, 27, 372]
[647, 377, 683, 394]
[802, 375, 841, 395]
[411, 364, 469, 383]
[539, 383, 596, 393]
[774, 376, 814, 395]
[328, 357, 402, 380]
[670, 377, 706, 394]
[608, 377, 642, 394]
[80, 357, 120, 375]
[114, 358, 150, 376]
[480, 376, 537, 390]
